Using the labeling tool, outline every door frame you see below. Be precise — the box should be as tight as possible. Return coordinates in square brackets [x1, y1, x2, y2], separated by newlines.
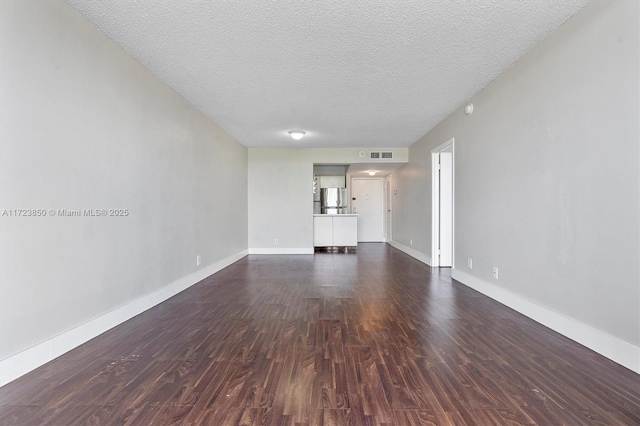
[384, 175, 392, 242]
[431, 138, 455, 267]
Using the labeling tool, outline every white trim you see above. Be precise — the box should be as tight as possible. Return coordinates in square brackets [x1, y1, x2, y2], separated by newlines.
[0, 249, 249, 387]
[385, 175, 393, 242]
[388, 241, 432, 266]
[431, 150, 440, 267]
[248, 248, 314, 255]
[431, 138, 455, 268]
[451, 269, 640, 374]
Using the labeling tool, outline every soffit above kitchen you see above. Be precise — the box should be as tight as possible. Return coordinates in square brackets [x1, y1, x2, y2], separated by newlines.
[64, 0, 590, 149]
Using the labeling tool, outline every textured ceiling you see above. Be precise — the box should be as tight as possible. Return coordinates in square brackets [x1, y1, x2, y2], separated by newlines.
[65, 0, 589, 148]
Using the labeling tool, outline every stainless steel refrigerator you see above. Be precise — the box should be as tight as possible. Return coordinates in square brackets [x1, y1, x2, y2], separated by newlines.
[320, 188, 347, 214]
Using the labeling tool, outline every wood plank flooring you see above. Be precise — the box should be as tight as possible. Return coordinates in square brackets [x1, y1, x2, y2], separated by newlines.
[1, 243, 638, 425]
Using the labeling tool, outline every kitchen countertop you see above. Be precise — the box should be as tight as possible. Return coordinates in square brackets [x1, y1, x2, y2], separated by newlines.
[313, 214, 359, 217]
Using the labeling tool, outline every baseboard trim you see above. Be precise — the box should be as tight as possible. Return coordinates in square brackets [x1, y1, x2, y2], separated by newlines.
[0, 249, 249, 387]
[248, 248, 314, 255]
[451, 269, 640, 374]
[388, 241, 432, 266]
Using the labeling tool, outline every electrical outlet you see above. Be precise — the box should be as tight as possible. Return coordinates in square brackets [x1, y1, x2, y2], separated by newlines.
[410, 240, 413, 246]
[196, 255, 201, 266]
[468, 258, 473, 269]
[493, 267, 499, 280]
[274, 238, 279, 245]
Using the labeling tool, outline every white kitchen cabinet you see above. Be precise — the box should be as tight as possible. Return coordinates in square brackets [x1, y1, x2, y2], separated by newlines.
[313, 216, 333, 246]
[313, 214, 358, 247]
[332, 216, 358, 246]
[319, 175, 346, 188]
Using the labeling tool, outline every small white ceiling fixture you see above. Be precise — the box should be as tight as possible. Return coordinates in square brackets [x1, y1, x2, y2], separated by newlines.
[288, 130, 305, 141]
[368, 171, 376, 176]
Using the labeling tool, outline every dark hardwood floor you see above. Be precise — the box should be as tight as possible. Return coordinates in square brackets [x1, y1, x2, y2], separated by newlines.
[1, 243, 638, 425]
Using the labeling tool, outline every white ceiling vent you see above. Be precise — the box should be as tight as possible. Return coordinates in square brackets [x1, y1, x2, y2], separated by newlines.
[370, 151, 393, 160]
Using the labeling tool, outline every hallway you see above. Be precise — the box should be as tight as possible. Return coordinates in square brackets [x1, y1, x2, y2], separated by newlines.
[1, 244, 638, 425]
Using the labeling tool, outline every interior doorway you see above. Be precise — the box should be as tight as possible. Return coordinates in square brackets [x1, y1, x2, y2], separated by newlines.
[431, 139, 454, 267]
[352, 178, 385, 242]
[385, 175, 392, 242]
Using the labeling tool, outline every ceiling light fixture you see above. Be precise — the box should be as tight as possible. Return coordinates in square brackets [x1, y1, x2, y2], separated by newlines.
[368, 171, 376, 176]
[288, 130, 305, 140]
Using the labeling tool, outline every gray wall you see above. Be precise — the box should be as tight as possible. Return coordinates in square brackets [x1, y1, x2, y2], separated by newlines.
[393, 0, 639, 346]
[249, 149, 313, 250]
[391, 140, 432, 256]
[0, 0, 248, 360]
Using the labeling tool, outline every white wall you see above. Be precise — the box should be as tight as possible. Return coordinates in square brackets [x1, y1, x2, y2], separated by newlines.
[248, 148, 407, 252]
[392, 0, 639, 370]
[0, 0, 248, 381]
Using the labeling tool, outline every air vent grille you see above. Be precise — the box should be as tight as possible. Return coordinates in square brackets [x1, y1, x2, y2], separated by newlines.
[370, 151, 393, 159]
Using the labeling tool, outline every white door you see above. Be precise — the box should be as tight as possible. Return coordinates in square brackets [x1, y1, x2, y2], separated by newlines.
[439, 152, 453, 266]
[431, 140, 454, 268]
[352, 178, 384, 242]
[385, 176, 392, 242]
